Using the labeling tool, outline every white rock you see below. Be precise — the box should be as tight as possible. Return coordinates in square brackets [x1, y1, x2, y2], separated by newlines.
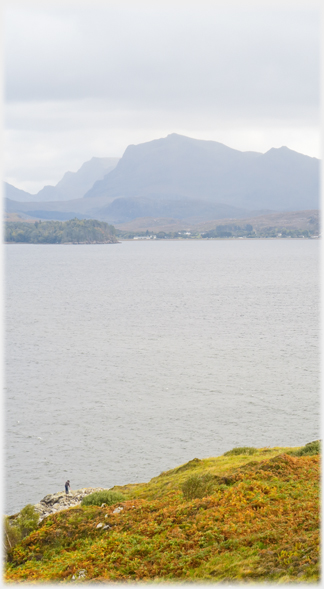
[96, 523, 103, 529]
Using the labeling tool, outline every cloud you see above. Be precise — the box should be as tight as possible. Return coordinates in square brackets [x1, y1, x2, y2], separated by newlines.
[4, 1, 320, 190]
[5, 5, 319, 116]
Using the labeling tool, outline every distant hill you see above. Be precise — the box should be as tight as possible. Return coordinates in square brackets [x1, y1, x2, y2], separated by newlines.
[84, 134, 319, 212]
[114, 209, 320, 235]
[5, 157, 120, 203]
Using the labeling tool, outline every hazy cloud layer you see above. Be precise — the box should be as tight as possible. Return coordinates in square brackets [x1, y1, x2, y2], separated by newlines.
[4, 2, 320, 192]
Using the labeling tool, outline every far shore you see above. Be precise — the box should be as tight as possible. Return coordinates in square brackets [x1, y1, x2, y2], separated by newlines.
[4, 237, 319, 245]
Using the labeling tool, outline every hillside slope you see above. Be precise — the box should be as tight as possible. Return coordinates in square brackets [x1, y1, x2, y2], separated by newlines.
[5, 443, 319, 583]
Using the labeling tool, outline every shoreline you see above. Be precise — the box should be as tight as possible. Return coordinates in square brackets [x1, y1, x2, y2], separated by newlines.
[4, 241, 120, 245]
[8, 487, 107, 522]
[4, 236, 319, 245]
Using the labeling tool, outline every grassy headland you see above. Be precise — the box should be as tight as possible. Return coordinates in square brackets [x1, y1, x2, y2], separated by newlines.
[4, 442, 320, 583]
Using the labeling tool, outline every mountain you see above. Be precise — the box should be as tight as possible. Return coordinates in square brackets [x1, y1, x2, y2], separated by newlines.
[35, 157, 119, 201]
[5, 157, 120, 203]
[84, 134, 319, 212]
[4, 134, 319, 223]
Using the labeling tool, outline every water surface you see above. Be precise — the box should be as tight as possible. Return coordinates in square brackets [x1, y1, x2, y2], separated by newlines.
[5, 240, 319, 513]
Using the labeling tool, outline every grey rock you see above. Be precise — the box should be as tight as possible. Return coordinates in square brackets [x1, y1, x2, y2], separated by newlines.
[42, 495, 53, 504]
[72, 569, 87, 580]
[34, 487, 107, 521]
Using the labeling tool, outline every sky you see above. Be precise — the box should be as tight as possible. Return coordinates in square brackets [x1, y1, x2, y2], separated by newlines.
[4, 0, 321, 194]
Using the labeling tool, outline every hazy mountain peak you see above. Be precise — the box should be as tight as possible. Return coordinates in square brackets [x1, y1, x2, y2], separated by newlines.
[5, 156, 120, 203]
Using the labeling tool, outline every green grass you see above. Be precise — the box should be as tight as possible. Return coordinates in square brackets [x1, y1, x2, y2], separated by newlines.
[81, 490, 125, 507]
[223, 446, 257, 456]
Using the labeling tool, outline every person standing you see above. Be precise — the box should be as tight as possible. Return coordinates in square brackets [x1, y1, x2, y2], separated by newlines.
[65, 480, 70, 494]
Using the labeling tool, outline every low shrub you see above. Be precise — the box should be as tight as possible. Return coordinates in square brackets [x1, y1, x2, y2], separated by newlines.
[4, 504, 39, 556]
[16, 504, 40, 538]
[223, 447, 257, 456]
[289, 440, 320, 457]
[181, 474, 215, 500]
[81, 490, 125, 507]
[4, 517, 21, 554]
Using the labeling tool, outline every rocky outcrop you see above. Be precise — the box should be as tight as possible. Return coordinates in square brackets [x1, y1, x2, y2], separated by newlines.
[33, 488, 107, 521]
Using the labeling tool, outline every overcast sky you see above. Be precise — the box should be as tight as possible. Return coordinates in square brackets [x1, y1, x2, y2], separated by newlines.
[4, 0, 320, 193]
